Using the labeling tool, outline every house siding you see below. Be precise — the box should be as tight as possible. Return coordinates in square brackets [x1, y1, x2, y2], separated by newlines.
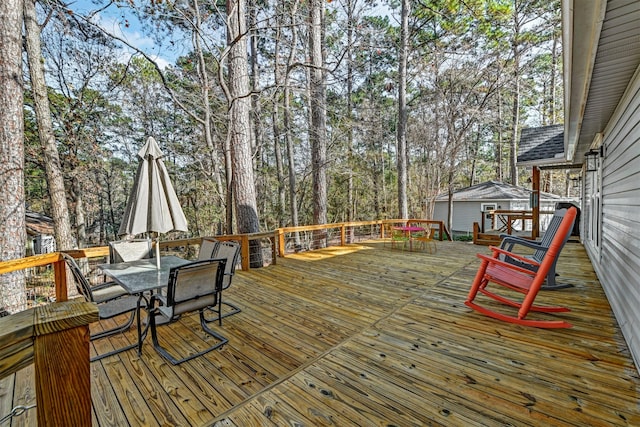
[588, 65, 640, 370]
[433, 201, 483, 234]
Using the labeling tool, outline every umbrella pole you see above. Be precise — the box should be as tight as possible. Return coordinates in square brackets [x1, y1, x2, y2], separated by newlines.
[155, 234, 161, 269]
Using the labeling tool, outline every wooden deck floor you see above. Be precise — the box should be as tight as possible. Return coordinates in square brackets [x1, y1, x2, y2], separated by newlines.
[3, 240, 639, 426]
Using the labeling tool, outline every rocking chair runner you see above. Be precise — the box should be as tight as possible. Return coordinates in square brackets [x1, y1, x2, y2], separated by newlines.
[464, 206, 577, 328]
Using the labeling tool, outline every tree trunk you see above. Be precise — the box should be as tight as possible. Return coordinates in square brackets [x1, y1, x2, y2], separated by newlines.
[396, 0, 410, 218]
[192, 0, 225, 213]
[24, 0, 76, 251]
[285, 0, 301, 246]
[309, 0, 327, 245]
[496, 90, 503, 181]
[73, 179, 86, 247]
[372, 156, 381, 218]
[249, 0, 265, 217]
[0, 0, 26, 313]
[447, 177, 454, 239]
[510, 10, 521, 187]
[346, 0, 355, 241]
[224, 132, 234, 234]
[550, 32, 558, 124]
[272, 106, 285, 226]
[510, 69, 520, 187]
[227, 0, 263, 267]
[272, 29, 285, 226]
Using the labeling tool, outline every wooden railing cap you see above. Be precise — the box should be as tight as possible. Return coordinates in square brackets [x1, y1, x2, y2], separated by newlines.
[0, 301, 98, 380]
[33, 300, 99, 336]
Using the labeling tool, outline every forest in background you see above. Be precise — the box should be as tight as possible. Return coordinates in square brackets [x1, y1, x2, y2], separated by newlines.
[22, 0, 563, 245]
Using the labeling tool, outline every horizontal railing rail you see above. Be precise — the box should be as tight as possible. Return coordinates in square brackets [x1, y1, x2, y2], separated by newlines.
[0, 218, 446, 424]
[473, 210, 557, 244]
[276, 219, 449, 257]
[159, 220, 449, 270]
[0, 220, 448, 308]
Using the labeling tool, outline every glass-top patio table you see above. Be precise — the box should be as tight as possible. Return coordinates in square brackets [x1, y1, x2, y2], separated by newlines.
[99, 256, 192, 355]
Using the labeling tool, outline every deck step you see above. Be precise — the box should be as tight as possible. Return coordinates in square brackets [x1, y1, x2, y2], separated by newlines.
[473, 233, 501, 246]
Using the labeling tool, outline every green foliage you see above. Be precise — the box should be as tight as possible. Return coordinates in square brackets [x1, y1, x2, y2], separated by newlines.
[25, 0, 563, 243]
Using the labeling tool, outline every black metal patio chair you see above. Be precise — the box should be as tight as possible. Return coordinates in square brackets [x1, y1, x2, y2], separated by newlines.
[203, 240, 242, 325]
[62, 253, 140, 361]
[148, 258, 228, 365]
[197, 237, 220, 260]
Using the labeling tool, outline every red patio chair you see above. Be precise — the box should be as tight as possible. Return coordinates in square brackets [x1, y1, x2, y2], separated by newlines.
[464, 206, 577, 328]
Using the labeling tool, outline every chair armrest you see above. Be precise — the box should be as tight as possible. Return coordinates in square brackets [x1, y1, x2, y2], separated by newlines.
[499, 233, 540, 241]
[487, 246, 541, 267]
[91, 282, 129, 304]
[477, 252, 539, 276]
[93, 281, 119, 291]
[499, 235, 545, 251]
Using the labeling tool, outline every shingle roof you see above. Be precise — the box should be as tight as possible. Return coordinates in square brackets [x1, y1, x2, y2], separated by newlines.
[517, 124, 564, 164]
[26, 211, 54, 236]
[435, 180, 561, 201]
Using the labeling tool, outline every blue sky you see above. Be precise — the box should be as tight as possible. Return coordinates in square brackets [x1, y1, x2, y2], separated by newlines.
[68, 0, 177, 68]
[67, 0, 395, 70]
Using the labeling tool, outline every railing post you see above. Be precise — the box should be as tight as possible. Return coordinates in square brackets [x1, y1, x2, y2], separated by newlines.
[240, 235, 250, 271]
[277, 229, 285, 258]
[473, 222, 479, 244]
[33, 301, 98, 426]
[269, 235, 277, 265]
[0, 300, 98, 426]
[532, 166, 540, 239]
[53, 255, 68, 302]
[340, 224, 346, 246]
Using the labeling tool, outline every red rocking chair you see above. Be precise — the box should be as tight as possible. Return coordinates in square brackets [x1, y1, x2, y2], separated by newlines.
[464, 206, 577, 328]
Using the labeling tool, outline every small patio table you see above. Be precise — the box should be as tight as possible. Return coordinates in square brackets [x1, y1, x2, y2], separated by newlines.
[392, 226, 425, 251]
[99, 256, 191, 355]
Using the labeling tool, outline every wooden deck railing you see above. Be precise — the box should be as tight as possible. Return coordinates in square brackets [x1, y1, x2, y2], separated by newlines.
[473, 210, 556, 245]
[0, 218, 447, 423]
[159, 219, 449, 270]
[0, 252, 98, 426]
[276, 219, 449, 258]
[485, 210, 534, 234]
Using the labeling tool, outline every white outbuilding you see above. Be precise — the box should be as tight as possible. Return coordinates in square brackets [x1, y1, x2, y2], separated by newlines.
[433, 180, 575, 237]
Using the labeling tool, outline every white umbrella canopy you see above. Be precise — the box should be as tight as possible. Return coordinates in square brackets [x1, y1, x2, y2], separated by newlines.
[118, 136, 188, 267]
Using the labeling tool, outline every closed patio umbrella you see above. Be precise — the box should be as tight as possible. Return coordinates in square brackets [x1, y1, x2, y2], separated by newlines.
[118, 136, 188, 267]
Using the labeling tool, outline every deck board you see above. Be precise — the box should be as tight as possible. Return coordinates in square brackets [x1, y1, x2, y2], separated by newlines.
[3, 240, 640, 426]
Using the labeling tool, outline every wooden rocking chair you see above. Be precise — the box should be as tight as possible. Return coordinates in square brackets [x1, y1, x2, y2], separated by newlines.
[499, 207, 576, 290]
[464, 206, 577, 328]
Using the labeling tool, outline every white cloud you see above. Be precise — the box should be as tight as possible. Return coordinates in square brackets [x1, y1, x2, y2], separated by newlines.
[88, 10, 174, 69]
[150, 55, 171, 70]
